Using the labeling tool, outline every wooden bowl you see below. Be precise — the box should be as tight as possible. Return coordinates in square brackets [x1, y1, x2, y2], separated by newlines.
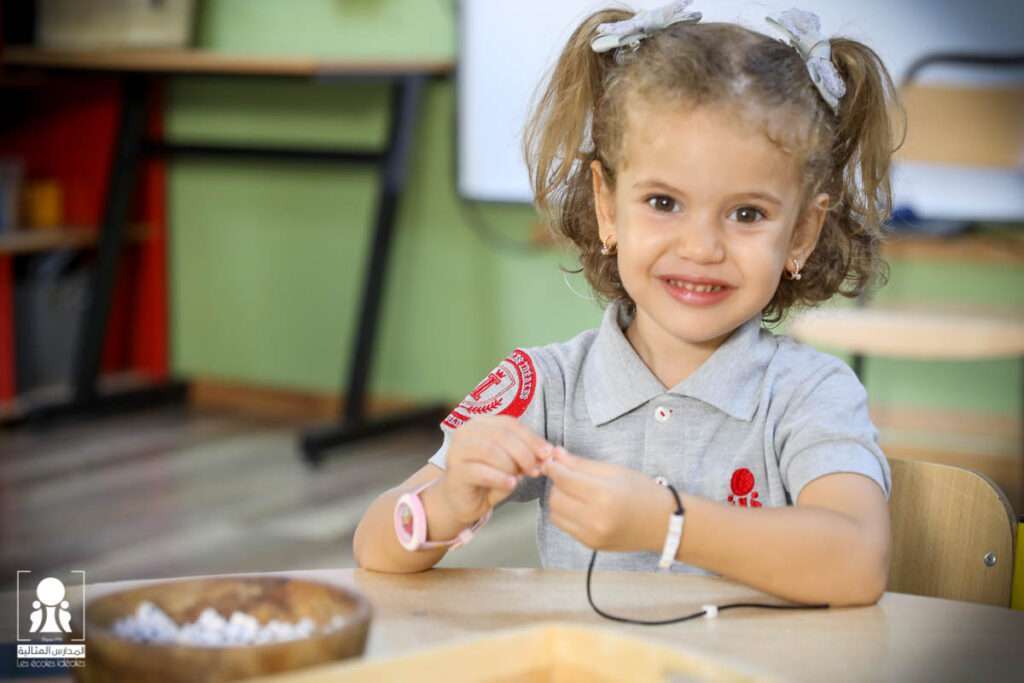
[72, 576, 372, 683]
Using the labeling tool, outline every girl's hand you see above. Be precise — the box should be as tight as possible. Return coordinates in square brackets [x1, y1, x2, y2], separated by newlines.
[542, 446, 669, 553]
[438, 415, 553, 526]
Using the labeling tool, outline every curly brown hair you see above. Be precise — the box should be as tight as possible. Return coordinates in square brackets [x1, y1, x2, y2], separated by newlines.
[522, 11, 904, 325]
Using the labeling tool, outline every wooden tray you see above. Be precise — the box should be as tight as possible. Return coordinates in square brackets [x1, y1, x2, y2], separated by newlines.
[250, 622, 775, 683]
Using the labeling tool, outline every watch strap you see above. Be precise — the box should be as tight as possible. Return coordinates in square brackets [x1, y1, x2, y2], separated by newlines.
[395, 477, 492, 551]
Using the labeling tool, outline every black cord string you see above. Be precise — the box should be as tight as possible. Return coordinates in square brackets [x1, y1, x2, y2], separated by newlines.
[664, 482, 684, 515]
[584, 485, 829, 625]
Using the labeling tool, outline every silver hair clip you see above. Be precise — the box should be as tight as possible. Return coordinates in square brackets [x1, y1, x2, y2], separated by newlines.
[591, 0, 702, 62]
[765, 8, 846, 114]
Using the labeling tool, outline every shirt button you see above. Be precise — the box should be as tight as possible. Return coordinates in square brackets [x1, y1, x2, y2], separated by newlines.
[654, 406, 672, 423]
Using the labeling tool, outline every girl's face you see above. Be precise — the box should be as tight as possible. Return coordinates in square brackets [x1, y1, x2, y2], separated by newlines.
[592, 101, 827, 359]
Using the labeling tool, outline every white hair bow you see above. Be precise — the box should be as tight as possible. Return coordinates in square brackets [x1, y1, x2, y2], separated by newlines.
[591, 0, 702, 55]
[765, 9, 846, 114]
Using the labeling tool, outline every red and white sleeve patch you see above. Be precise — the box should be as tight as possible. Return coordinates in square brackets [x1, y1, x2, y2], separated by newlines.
[442, 349, 538, 431]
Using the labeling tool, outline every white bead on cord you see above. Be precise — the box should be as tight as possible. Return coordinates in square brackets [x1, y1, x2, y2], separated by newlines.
[702, 604, 719, 619]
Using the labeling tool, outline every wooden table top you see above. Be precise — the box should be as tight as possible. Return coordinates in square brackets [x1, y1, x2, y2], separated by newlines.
[3, 567, 1023, 682]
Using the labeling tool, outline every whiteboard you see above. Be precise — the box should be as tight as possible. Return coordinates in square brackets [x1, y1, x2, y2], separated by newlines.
[456, 0, 1024, 220]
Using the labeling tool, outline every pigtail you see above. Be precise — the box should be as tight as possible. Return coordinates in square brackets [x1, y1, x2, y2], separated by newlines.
[523, 10, 631, 302]
[523, 9, 627, 214]
[821, 39, 904, 295]
[833, 39, 905, 223]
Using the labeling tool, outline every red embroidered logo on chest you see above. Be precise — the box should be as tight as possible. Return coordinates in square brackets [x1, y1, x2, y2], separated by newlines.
[727, 468, 762, 507]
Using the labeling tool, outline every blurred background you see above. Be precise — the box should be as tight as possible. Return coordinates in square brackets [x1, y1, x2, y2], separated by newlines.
[0, 0, 1022, 590]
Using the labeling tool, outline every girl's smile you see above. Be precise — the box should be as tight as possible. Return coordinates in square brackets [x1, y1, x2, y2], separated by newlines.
[660, 276, 734, 306]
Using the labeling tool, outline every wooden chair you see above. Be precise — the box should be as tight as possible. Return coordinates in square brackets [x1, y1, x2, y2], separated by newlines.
[888, 458, 1017, 606]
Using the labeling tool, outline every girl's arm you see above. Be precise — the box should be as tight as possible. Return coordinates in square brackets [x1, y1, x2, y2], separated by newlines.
[352, 464, 467, 573]
[542, 448, 889, 606]
[659, 472, 890, 606]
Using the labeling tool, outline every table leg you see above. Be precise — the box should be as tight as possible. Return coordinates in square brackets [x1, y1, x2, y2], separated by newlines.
[301, 74, 448, 464]
[4, 75, 187, 427]
[72, 75, 148, 403]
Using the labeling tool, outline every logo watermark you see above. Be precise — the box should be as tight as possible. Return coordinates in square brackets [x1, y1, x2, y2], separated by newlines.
[14, 571, 86, 671]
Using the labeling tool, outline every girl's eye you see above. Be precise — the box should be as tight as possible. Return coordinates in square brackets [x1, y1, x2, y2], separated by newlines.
[730, 206, 766, 223]
[646, 195, 678, 213]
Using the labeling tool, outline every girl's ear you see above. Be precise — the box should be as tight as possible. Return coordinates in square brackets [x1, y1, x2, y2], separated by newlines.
[789, 192, 829, 265]
[590, 160, 616, 243]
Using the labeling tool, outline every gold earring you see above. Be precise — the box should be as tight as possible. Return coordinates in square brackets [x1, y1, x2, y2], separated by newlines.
[600, 235, 617, 256]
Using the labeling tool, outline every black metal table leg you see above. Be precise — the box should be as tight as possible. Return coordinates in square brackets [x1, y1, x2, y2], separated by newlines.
[344, 75, 425, 426]
[300, 75, 448, 465]
[7, 75, 188, 426]
[73, 76, 148, 404]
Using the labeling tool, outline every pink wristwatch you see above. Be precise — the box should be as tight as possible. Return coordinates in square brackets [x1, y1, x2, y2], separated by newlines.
[394, 478, 493, 551]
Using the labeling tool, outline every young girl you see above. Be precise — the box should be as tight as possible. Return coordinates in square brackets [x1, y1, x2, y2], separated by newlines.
[354, 1, 900, 608]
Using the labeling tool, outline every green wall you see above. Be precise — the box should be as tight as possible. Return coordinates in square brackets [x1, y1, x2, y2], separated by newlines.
[169, 0, 1023, 419]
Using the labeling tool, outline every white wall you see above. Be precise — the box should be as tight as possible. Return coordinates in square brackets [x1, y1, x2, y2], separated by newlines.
[457, 0, 1024, 219]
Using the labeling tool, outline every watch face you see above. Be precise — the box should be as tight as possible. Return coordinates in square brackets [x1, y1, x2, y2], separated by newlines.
[398, 501, 415, 540]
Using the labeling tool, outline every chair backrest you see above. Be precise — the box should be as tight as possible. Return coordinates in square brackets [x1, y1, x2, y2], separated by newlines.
[889, 458, 1017, 606]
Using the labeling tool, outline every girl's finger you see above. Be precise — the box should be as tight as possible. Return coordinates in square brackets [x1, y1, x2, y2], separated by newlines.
[501, 425, 550, 477]
[543, 456, 593, 502]
[552, 446, 602, 474]
[487, 416, 552, 468]
[486, 484, 517, 508]
[495, 430, 543, 478]
[461, 460, 519, 492]
[462, 436, 519, 476]
[508, 420, 555, 462]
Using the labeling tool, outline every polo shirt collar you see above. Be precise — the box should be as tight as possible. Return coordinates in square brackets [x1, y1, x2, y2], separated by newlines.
[584, 300, 775, 425]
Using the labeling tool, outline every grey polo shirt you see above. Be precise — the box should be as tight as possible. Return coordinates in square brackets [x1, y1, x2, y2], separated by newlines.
[429, 300, 891, 574]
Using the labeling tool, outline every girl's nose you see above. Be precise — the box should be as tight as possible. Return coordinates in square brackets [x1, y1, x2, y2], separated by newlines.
[674, 220, 724, 263]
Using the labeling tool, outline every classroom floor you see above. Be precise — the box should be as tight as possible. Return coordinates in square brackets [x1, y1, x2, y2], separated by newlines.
[0, 407, 540, 591]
